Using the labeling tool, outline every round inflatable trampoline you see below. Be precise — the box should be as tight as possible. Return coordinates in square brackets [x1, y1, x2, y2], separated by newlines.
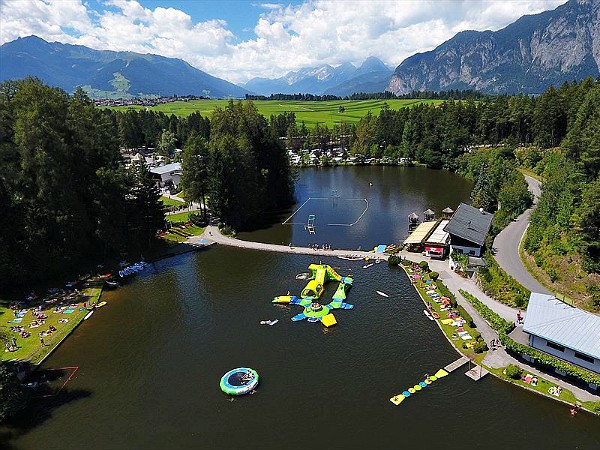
[220, 368, 259, 396]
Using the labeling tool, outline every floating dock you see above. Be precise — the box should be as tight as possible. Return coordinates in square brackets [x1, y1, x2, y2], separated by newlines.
[465, 365, 489, 381]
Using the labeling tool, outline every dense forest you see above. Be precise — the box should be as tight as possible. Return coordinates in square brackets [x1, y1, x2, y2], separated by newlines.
[0, 78, 165, 289]
[182, 101, 294, 229]
[0, 79, 294, 290]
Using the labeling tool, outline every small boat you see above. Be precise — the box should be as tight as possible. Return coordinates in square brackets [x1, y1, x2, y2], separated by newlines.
[84, 310, 94, 320]
[363, 263, 374, 269]
[376, 291, 389, 298]
[423, 310, 434, 321]
[375, 259, 381, 264]
[95, 301, 107, 308]
[337, 256, 363, 261]
[104, 280, 119, 289]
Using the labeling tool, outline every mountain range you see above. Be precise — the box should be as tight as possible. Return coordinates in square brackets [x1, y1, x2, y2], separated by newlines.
[244, 56, 392, 96]
[0, 36, 249, 98]
[387, 0, 600, 95]
[1, 0, 598, 98]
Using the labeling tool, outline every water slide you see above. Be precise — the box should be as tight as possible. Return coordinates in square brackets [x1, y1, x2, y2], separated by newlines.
[273, 264, 354, 326]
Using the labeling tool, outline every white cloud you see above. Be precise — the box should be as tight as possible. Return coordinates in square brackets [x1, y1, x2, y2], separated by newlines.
[0, 0, 567, 84]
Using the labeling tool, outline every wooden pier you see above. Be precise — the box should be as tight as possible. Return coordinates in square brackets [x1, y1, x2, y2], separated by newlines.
[465, 365, 489, 381]
[443, 356, 469, 373]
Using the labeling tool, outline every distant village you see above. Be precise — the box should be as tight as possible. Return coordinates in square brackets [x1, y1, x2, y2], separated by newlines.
[94, 95, 207, 108]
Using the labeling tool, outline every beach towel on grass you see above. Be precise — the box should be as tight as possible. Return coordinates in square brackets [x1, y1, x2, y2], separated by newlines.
[63, 309, 75, 314]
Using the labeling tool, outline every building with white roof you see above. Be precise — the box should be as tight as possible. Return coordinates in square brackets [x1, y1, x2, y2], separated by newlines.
[149, 163, 182, 189]
[524, 293, 600, 374]
[424, 220, 450, 258]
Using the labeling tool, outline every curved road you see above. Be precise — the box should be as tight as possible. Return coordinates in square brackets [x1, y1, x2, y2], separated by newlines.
[493, 175, 552, 295]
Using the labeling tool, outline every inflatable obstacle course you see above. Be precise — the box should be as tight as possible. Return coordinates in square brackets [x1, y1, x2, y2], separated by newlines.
[389, 368, 448, 405]
[273, 264, 353, 327]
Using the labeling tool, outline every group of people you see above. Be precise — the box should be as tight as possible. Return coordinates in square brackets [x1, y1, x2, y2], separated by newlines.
[309, 243, 332, 251]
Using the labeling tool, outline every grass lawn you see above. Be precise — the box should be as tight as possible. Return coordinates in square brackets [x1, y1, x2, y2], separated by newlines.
[160, 195, 185, 207]
[487, 366, 581, 405]
[405, 266, 487, 365]
[110, 99, 444, 128]
[1, 282, 104, 365]
[165, 211, 196, 223]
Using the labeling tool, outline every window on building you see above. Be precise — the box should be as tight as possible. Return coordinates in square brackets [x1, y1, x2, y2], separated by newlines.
[574, 352, 595, 364]
[546, 341, 565, 352]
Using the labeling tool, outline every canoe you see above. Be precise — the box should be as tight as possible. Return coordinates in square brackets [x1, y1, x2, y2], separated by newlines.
[376, 291, 389, 298]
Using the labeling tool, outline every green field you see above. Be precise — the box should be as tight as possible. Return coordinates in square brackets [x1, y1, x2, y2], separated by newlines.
[110, 99, 442, 127]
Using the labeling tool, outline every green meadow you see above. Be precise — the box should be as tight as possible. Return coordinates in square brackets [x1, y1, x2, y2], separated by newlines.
[111, 99, 442, 127]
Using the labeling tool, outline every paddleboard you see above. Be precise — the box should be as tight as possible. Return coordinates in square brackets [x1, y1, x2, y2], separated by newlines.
[95, 301, 107, 308]
[423, 310, 434, 321]
[376, 291, 389, 298]
[83, 310, 94, 320]
[363, 263, 374, 269]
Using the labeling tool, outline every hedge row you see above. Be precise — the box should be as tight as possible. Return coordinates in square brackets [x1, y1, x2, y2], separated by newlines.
[437, 283, 457, 308]
[460, 290, 515, 334]
[460, 290, 600, 386]
[499, 333, 600, 386]
[457, 305, 475, 328]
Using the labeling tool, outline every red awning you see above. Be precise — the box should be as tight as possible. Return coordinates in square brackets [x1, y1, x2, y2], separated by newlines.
[425, 247, 443, 253]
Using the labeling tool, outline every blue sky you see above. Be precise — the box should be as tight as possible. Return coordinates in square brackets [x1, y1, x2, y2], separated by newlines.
[1, 0, 566, 83]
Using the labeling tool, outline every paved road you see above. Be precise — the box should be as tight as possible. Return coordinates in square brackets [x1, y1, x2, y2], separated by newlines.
[493, 175, 552, 295]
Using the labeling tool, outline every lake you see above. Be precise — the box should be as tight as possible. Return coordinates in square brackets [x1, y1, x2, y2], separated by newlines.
[4, 167, 600, 450]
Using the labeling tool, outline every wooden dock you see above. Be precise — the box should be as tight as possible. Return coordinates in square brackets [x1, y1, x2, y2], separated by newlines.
[465, 365, 489, 381]
[443, 356, 469, 373]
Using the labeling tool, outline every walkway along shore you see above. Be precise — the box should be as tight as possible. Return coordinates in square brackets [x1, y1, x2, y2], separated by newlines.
[192, 226, 600, 408]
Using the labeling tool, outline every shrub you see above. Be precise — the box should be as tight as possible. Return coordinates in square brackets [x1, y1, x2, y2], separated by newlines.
[418, 261, 430, 272]
[472, 331, 482, 341]
[477, 253, 530, 307]
[460, 290, 515, 334]
[388, 255, 401, 266]
[457, 305, 475, 328]
[474, 341, 488, 353]
[429, 271, 439, 281]
[548, 269, 558, 282]
[505, 364, 522, 379]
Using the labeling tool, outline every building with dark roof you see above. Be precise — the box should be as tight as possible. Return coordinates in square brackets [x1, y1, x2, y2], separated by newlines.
[524, 293, 600, 375]
[443, 202, 494, 257]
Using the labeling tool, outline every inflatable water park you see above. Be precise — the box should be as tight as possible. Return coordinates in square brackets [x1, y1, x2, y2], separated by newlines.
[389, 368, 449, 405]
[273, 264, 353, 327]
[220, 368, 259, 396]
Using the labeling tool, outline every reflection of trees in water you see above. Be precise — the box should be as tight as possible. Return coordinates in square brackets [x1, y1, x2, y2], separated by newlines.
[0, 361, 92, 448]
